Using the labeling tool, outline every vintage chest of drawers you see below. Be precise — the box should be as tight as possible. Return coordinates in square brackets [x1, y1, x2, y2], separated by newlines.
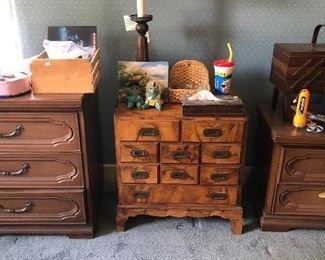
[114, 103, 248, 234]
[0, 93, 102, 238]
[253, 105, 325, 231]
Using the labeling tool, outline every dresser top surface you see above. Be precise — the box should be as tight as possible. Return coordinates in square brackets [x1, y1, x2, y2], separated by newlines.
[258, 105, 325, 144]
[0, 92, 86, 111]
[115, 103, 247, 121]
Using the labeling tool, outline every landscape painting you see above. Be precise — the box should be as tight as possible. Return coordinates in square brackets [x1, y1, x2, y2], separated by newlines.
[118, 61, 169, 103]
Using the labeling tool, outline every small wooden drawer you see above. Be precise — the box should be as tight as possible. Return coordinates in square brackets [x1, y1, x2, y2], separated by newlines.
[201, 166, 239, 185]
[119, 164, 158, 184]
[119, 142, 158, 163]
[0, 154, 83, 188]
[160, 143, 200, 164]
[280, 147, 325, 184]
[160, 165, 198, 185]
[274, 185, 325, 216]
[182, 120, 244, 143]
[120, 185, 238, 205]
[201, 144, 241, 164]
[0, 113, 80, 151]
[0, 190, 86, 224]
[117, 120, 179, 142]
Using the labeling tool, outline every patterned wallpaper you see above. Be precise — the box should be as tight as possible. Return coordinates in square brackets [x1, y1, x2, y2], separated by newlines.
[15, 0, 325, 164]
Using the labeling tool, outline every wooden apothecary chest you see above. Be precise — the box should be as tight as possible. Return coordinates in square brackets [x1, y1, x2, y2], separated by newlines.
[253, 106, 325, 231]
[0, 92, 102, 238]
[114, 103, 248, 234]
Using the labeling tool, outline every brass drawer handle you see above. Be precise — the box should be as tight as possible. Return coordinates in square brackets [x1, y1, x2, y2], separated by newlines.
[139, 128, 159, 137]
[318, 192, 325, 199]
[0, 163, 30, 176]
[213, 150, 232, 159]
[133, 191, 149, 199]
[171, 150, 191, 159]
[209, 192, 228, 200]
[171, 171, 190, 179]
[1, 201, 33, 213]
[130, 149, 148, 158]
[203, 128, 223, 138]
[131, 171, 149, 179]
[210, 173, 229, 182]
[0, 125, 23, 138]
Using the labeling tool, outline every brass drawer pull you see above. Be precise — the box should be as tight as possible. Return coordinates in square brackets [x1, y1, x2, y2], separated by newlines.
[131, 171, 149, 179]
[171, 150, 191, 159]
[0, 163, 30, 176]
[318, 192, 325, 199]
[209, 192, 228, 200]
[0, 125, 23, 138]
[130, 149, 148, 158]
[133, 191, 149, 199]
[203, 128, 223, 138]
[210, 173, 229, 182]
[1, 201, 33, 213]
[139, 128, 159, 137]
[171, 171, 190, 179]
[213, 150, 232, 159]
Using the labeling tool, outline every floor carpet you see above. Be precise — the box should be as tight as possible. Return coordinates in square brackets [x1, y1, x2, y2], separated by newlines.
[0, 193, 324, 260]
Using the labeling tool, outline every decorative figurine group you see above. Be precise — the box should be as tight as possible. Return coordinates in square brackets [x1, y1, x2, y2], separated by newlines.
[126, 80, 163, 111]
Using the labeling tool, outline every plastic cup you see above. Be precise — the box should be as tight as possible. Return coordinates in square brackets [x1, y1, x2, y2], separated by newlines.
[214, 59, 234, 95]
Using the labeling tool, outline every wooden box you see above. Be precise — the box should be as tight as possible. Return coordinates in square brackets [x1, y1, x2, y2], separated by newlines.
[269, 24, 325, 120]
[30, 48, 100, 94]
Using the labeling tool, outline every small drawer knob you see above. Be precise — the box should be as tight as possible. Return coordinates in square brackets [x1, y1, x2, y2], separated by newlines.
[130, 150, 148, 158]
[139, 128, 159, 137]
[170, 171, 190, 180]
[209, 192, 228, 200]
[133, 191, 149, 199]
[171, 150, 191, 160]
[213, 150, 232, 159]
[203, 128, 223, 138]
[131, 171, 149, 179]
[210, 173, 228, 182]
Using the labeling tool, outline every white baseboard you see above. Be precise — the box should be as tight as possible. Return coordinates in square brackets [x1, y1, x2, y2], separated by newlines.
[103, 164, 252, 192]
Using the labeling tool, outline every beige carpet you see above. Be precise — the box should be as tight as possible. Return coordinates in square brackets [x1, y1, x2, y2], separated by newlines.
[0, 193, 324, 260]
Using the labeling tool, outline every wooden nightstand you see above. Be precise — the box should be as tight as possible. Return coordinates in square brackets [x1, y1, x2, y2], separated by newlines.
[114, 103, 248, 234]
[0, 92, 102, 238]
[253, 105, 325, 231]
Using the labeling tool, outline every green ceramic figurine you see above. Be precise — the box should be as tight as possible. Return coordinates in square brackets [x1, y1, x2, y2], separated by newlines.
[125, 85, 144, 109]
[142, 81, 164, 111]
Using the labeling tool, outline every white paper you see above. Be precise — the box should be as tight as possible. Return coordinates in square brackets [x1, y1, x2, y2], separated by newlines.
[42, 39, 95, 59]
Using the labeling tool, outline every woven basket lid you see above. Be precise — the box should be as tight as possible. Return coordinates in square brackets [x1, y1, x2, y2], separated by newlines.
[170, 60, 210, 90]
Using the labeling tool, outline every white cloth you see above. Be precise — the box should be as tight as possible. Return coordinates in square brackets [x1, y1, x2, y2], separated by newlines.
[42, 40, 95, 59]
[188, 90, 222, 101]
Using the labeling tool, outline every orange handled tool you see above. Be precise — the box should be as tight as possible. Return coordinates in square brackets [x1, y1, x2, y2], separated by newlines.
[293, 89, 310, 128]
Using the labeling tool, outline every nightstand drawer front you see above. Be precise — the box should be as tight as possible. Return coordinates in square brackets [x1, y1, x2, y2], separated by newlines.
[119, 164, 158, 184]
[117, 120, 179, 142]
[121, 185, 237, 205]
[274, 185, 325, 216]
[120, 142, 158, 163]
[182, 121, 244, 143]
[160, 143, 200, 164]
[201, 166, 239, 185]
[0, 190, 86, 224]
[201, 144, 241, 164]
[160, 165, 199, 184]
[280, 148, 325, 183]
[0, 113, 80, 151]
[0, 154, 83, 188]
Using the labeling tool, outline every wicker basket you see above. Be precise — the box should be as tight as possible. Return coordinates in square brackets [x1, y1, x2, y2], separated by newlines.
[169, 60, 210, 103]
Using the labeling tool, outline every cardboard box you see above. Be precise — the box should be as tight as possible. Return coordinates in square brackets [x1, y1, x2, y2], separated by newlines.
[30, 48, 100, 93]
